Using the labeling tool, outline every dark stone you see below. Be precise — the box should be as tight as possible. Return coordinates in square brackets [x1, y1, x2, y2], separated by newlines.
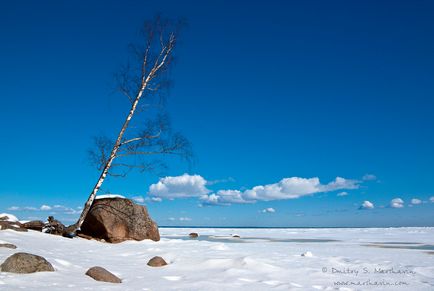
[85, 266, 121, 283]
[0, 221, 27, 232]
[44, 216, 65, 235]
[62, 232, 76, 239]
[0, 243, 17, 249]
[80, 198, 160, 243]
[22, 220, 45, 232]
[0, 252, 54, 273]
[147, 256, 168, 267]
[189, 232, 199, 238]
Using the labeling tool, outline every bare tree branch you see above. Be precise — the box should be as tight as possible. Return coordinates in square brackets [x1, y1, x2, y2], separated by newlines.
[72, 16, 190, 233]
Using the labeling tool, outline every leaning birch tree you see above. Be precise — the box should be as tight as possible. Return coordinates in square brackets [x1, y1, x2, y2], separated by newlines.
[69, 16, 190, 232]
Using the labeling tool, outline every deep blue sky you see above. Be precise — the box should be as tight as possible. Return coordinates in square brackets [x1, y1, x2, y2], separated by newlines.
[1, 0, 433, 227]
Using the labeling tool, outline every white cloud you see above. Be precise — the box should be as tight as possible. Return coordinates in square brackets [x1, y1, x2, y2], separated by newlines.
[150, 197, 162, 203]
[5, 204, 78, 215]
[40, 205, 52, 211]
[49, 205, 79, 215]
[23, 206, 38, 211]
[167, 217, 192, 222]
[149, 174, 360, 206]
[132, 196, 145, 203]
[362, 174, 377, 181]
[207, 177, 235, 185]
[149, 174, 210, 199]
[201, 176, 360, 205]
[132, 196, 162, 203]
[390, 198, 404, 208]
[337, 191, 348, 197]
[200, 190, 255, 206]
[261, 207, 275, 213]
[430, 196, 434, 203]
[410, 198, 422, 205]
[360, 200, 374, 210]
[320, 177, 360, 192]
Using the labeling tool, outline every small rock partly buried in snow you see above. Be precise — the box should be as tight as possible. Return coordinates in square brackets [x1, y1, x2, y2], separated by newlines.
[189, 232, 199, 238]
[0, 252, 54, 273]
[232, 234, 240, 238]
[301, 251, 313, 257]
[0, 243, 17, 249]
[85, 266, 122, 283]
[147, 256, 168, 267]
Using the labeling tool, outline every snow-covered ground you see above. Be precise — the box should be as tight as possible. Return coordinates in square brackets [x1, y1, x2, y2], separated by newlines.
[1, 227, 433, 290]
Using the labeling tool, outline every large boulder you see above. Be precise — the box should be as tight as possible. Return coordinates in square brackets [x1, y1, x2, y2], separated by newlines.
[80, 198, 159, 243]
[0, 252, 54, 273]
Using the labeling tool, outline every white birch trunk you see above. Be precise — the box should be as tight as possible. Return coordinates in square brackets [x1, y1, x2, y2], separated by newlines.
[71, 33, 175, 232]
[74, 78, 150, 230]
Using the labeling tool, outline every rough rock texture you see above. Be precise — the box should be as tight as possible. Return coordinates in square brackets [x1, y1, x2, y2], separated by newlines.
[85, 266, 121, 283]
[22, 220, 45, 232]
[44, 216, 66, 235]
[0, 243, 17, 249]
[0, 221, 27, 232]
[147, 256, 167, 267]
[80, 198, 160, 243]
[189, 232, 199, 238]
[0, 252, 54, 273]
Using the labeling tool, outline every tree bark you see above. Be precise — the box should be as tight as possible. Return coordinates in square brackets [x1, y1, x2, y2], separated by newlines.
[70, 30, 175, 232]
[73, 78, 150, 230]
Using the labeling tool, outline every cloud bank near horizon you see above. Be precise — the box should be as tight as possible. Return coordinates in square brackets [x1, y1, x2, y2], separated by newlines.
[148, 174, 361, 206]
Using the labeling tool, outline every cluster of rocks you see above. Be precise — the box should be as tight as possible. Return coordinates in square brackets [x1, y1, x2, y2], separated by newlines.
[1, 198, 160, 243]
[0, 215, 71, 236]
[0, 250, 168, 284]
[0, 198, 166, 284]
[0, 215, 28, 232]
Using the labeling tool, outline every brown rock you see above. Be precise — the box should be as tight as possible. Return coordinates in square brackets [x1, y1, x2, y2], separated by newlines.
[44, 216, 65, 235]
[0, 243, 17, 249]
[147, 256, 168, 267]
[189, 232, 199, 238]
[0, 221, 27, 232]
[80, 198, 160, 243]
[76, 232, 94, 240]
[0, 252, 54, 273]
[85, 266, 121, 283]
[22, 220, 45, 232]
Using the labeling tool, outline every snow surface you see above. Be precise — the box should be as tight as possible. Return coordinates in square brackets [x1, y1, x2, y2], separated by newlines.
[1, 227, 433, 290]
[0, 213, 19, 222]
[95, 194, 126, 200]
